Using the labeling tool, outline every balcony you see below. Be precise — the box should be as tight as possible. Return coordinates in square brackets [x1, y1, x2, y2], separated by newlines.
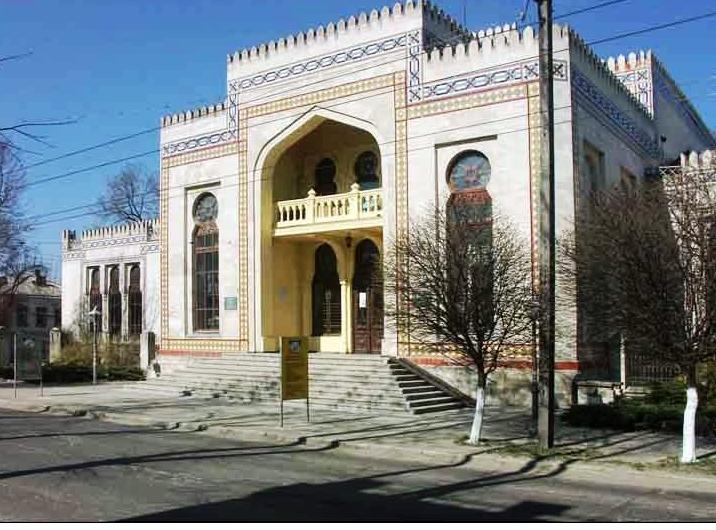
[274, 183, 383, 237]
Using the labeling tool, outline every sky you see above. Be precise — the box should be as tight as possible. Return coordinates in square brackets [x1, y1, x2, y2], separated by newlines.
[1, 0, 715, 280]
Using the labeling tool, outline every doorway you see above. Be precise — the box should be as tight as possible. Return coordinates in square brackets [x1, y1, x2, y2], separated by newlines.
[352, 239, 383, 353]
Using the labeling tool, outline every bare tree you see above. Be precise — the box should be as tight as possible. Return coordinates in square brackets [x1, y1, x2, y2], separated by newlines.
[96, 164, 158, 223]
[560, 160, 716, 463]
[0, 136, 29, 271]
[0, 251, 43, 328]
[383, 207, 533, 445]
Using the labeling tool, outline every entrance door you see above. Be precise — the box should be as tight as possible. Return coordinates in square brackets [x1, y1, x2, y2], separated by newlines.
[352, 240, 383, 353]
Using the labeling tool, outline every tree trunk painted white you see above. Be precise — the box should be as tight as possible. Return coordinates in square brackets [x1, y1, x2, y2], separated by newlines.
[681, 386, 698, 464]
[468, 383, 485, 445]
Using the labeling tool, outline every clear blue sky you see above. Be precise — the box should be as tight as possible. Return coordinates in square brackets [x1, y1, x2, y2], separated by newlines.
[2, 0, 714, 280]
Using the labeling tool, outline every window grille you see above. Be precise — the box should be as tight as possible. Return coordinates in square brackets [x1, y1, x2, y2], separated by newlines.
[312, 244, 341, 336]
[128, 265, 142, 337]
[193, 223, 220, 330]
[88, 268, 102, 333]
[108, 266, 121, 337]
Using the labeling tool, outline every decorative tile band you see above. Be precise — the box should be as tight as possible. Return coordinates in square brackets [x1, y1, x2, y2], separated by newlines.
[614, 67, 653, 116]
[163, 142, 239, 168]
[407, 83, 527, 119]
[162, 129, 236, 156]
[237, 110, 249, 350]
[527, 82, 541, 292]
[160, 159, 169, 343]
[162, 338, 246, 352]
[406, 30, 422, 103]
[230, 32, 411, 92]
[246, 73, 396, 119]
[421, 59, 567, 102]
[572, 67, 659, 159]
[394, 70, 410, 356]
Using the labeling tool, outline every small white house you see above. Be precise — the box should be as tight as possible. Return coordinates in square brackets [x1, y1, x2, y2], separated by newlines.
[60, 220, 160, 344]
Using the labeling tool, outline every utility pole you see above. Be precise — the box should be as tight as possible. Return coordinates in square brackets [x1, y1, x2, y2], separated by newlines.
[535, 0, 556, 450]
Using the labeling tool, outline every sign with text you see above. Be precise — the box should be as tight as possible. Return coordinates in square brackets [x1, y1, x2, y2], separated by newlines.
[280, 336, 309, 401]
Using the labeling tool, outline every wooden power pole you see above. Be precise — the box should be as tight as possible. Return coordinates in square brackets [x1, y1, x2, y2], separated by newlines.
[535, 0, 556, 450]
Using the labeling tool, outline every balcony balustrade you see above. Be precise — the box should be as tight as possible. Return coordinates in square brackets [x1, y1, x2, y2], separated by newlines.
[275, 183, 383, 236]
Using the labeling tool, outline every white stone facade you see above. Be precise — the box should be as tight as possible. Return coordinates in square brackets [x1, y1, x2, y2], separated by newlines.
[61, 220, 160, 343]
[66, 1, 713, 403]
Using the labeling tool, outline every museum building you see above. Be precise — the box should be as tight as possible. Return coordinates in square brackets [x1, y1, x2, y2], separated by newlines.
[62, 1, 715, 404]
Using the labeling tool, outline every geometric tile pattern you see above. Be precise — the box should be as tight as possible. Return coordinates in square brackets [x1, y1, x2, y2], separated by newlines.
[421, 59, 567, 102]
[230, 32, 411, 92]
[527, 82, 542, 293]
[614, 67, 653, 116]
[572, 67, 660, 159]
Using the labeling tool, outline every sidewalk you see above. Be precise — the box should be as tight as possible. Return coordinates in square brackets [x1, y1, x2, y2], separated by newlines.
[2, 380, 715, 474]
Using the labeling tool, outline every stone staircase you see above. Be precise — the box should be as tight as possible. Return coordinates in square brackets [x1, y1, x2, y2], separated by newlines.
[130, 352, 466, 415]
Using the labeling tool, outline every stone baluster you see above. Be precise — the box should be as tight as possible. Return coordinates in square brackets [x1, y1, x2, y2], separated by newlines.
[349, 182, 360, 220]
[306, 188, 316, 224]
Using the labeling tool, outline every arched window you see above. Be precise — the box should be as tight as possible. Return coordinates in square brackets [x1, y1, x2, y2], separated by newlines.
[446, 150, 492, 230]
[108, 266, 121, 337]
[88, 268, 101, 333]
[128, 265, 142, 337]
[314, 158, 337, 196]
[354, 151, 380, 190]
[312, 244, 341, 336]
[446, 151, 494, 321]
[193, 193, 220, 331]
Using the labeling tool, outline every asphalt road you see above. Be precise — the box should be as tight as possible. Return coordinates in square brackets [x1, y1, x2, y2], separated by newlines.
[0, 408, 714, 522]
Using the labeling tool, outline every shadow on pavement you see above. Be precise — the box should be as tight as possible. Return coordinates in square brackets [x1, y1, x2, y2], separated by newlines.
[122, 458, 571, 522]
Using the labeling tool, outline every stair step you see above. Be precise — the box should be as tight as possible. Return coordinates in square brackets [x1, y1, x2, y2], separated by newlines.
[142, 351, 466, 415]
[407, 395, 460, 407]
[403, 390, 448, 401]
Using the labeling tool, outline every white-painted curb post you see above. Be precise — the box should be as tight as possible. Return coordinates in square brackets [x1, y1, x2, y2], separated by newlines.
[681, 387, 698, 463]
[469, 383, 485, 445]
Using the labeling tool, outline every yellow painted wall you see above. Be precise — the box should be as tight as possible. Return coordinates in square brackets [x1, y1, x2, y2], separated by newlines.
[270, 239, 303, 338]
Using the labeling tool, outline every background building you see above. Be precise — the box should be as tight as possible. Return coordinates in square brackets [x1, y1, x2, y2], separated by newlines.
[60, 220, 160, 345]
[0, 270, 61, 366]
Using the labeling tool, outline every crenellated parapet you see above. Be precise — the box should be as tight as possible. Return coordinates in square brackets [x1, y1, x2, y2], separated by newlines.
[161, 101, 227, 128]
[681, 149, 716, 170]
[570, 31, 651, 121]
[424, 23, 532, 65]
[63, 219, 160, 253]
[651, 56, 715, 148]
[226, 1, 464, 67]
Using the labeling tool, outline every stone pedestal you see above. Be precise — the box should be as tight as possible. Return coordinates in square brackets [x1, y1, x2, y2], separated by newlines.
[49, 327, 62, 364]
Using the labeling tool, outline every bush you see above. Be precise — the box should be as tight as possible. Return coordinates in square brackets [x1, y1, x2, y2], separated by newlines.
[58, 339, 139, 367]
[26, 363, 144, 384]
[564, 381, 716, 435]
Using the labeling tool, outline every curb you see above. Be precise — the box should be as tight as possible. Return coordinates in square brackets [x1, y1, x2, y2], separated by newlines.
[4, 400, 716, 482]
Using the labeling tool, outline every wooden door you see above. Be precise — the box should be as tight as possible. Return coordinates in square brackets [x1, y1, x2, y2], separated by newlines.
[352, 240, 383, 353]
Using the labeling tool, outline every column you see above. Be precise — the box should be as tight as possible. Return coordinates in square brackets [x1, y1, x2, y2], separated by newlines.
[339, 279, 351, 353]
[100, 266, 109, 342]
[120, 265, 129, 342]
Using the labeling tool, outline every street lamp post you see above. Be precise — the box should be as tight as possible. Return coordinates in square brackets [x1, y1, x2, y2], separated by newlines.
[88, 306, 101, 385]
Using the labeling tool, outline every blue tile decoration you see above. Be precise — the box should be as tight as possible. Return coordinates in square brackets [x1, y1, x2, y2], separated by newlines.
[572, 67, 660, 159]
[614, 67, 653, 116]
[407, 31, 422, 102]
[162, 129, 235, 156]
[421, 59, 568, 101]
[230, 32, 411, 92]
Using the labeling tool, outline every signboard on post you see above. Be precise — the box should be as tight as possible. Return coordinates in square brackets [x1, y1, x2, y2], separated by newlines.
[279, 336, 309, 426]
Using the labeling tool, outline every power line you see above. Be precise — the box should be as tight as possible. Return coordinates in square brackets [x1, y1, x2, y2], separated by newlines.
[27, 100, 577, 224]
[8, 0, 627, 177]
[30, 111, 583, 230]
[16, 6, 716, 197]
